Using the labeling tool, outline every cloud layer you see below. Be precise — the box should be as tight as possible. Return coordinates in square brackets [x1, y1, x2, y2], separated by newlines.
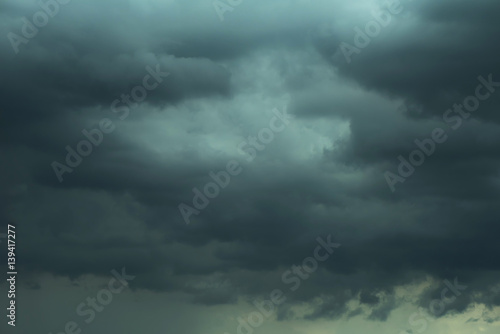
[1, 0, 499, 333]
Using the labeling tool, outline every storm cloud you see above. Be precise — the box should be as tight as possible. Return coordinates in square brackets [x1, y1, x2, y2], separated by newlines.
[1, 1, 499, 333]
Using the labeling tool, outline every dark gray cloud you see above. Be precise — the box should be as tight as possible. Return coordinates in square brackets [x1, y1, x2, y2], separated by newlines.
[1, 0, 499, 333]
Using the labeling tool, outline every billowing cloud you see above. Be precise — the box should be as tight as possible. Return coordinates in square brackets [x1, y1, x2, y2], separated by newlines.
[1, 1, 499, 333]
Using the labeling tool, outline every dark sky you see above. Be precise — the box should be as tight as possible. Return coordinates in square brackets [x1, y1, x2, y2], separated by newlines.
[1, 0, 500, 333]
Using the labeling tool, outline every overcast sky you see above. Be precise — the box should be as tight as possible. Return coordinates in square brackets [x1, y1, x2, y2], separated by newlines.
[1, 0, 500, 333]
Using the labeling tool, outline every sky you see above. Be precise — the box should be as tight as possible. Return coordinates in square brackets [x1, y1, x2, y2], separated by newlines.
[1, 0, 500, 333]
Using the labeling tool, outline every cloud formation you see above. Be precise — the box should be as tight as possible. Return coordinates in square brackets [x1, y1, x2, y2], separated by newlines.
[1, 0, 499, 333]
